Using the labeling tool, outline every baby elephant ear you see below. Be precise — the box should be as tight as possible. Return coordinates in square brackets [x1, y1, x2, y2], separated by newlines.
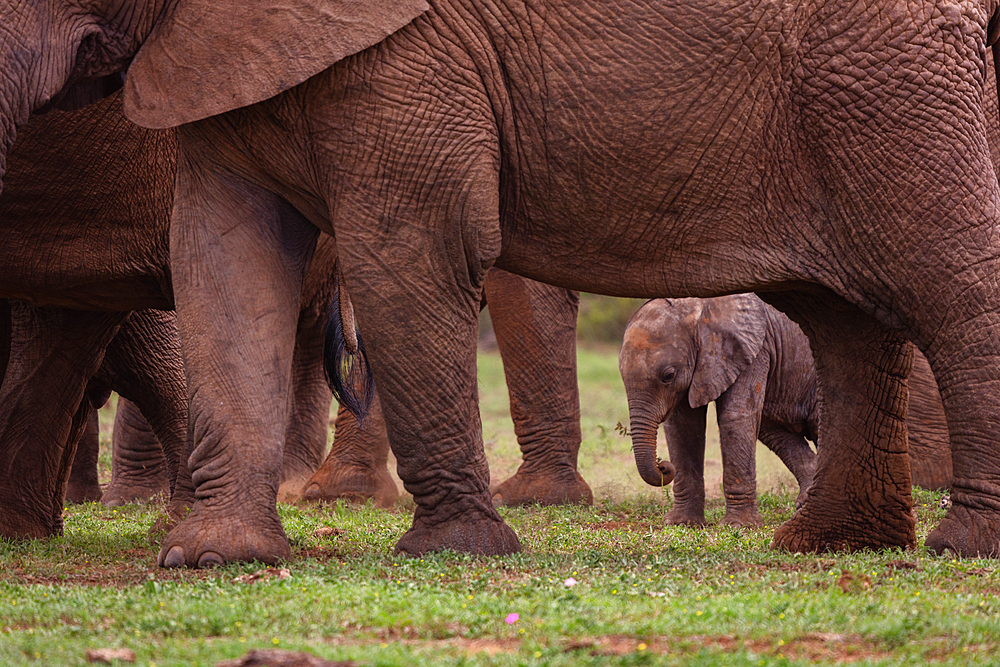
[688, 294, 768, 408]
[123, 0, 429, 129]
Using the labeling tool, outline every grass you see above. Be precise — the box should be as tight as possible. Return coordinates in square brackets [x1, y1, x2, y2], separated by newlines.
[1, 347, 995, 666]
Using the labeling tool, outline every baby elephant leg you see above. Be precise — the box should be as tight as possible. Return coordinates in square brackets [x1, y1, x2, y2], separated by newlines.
[714, 359, 769, 527]
[758, 425, 817, 509]
[663, 403, 709, 526]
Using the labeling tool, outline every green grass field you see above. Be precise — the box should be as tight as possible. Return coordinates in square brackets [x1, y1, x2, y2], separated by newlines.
[1, 348, 995, 666]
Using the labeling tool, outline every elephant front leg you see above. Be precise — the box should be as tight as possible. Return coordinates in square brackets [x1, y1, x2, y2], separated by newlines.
[0, 304, 126, 538]
[714, 360, 768, 528]
[157, 144, 318, 568]
[301, 397, 398, 508]
[484, 269, 592, 507]
[341, 266, 519, 556]
[663, 403, 709, 526]
[335, 176, 518, 556]
[767, 294, 916, 553]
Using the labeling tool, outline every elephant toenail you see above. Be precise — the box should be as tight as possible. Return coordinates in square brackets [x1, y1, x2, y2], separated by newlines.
[491, 493, 503, 507]
[161, 545, 186, 568]
[198, 551, 225, 568]
[302, 484, 320, 499]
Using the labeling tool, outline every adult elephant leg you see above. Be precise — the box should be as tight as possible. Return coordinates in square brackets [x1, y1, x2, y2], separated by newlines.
[758, 426, 816, 510]
[335, 160, 519, 556]
[158, 142, 318, 568]
[484, 269, 593, 507]
[0, 304, 126, 538]
[924, 314, 1000, 555]
[662, 403, 709, 526]
[0, 300, 9, 382]
[65, 410, 102, 504]
[102, 399, 170, 506]
[301, 397, 397, 507]
[905, 350, 951, 491]
[767, 293, 916, 552]
[91, 309, 194, 515]
[277, 280, 335, 502]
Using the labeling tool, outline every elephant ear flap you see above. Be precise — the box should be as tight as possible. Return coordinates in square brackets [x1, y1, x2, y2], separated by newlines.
[123, 0, 429, 129]
[688, 294, 768, 408]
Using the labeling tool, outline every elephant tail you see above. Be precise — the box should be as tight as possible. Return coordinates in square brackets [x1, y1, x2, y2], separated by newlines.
[323, 267, 374, 423]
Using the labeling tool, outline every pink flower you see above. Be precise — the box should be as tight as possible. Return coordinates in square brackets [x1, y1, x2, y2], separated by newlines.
[564, 577, 578, 587]
[505, 613, 519, 624]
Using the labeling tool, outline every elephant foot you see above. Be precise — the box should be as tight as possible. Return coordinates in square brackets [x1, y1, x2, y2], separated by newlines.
[65, 480, 103, 504]
[276, 474, 310, 503]
[490, 468, 593, 507]
[101, 480, 169, 507]
[157, 502, 290, 568]
[794, 489, 809, 510]
[394, 508, 521, 556]
[299, 460, 398, 508]
[720, 506, 763, 528]
[772, 503, 916, 553]
[665, 507, 706, 527]
[925, 500, 1000, 558]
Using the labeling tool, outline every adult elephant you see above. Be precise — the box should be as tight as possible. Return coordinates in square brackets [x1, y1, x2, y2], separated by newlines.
[1, 0, 1000, 564]
[0, 91, 589, 537]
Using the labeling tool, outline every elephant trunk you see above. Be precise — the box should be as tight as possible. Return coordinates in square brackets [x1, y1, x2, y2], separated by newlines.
[630, 419, 676, 487]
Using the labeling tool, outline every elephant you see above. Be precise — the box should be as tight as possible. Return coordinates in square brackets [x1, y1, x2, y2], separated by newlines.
[3, 0, 1000, 565]
[0, 91, 591, 534]
[619, 295, 953, 528]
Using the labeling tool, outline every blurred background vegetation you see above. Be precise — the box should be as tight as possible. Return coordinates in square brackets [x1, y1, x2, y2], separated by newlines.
[481, 293, 647, 345]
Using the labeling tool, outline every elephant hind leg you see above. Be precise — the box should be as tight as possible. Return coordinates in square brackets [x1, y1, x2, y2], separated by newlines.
[758, 425, 816, 509]
[766, 292, 916, 553]
[102, 398, 170, 506]
[66, 409, 103, 504]
[300, 398, 398, 508]
[484, 269, 592, 508]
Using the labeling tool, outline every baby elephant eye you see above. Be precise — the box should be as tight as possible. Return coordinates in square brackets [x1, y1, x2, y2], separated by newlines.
[659, 368, 676, 384]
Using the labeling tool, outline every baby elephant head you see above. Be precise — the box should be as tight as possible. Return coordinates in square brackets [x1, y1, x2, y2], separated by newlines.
[619, 294, 767, 487]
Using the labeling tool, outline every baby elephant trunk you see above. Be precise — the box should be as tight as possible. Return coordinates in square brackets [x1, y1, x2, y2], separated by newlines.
[630, 421, 676, 487]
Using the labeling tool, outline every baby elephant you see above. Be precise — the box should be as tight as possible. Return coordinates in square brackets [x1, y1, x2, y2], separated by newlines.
[619, 294, 819, 527]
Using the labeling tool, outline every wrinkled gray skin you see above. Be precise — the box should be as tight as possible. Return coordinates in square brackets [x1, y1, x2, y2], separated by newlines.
[2, 0, 1000, 565]
[620, 295, 819, 527]
[620, 295, 954, 527]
